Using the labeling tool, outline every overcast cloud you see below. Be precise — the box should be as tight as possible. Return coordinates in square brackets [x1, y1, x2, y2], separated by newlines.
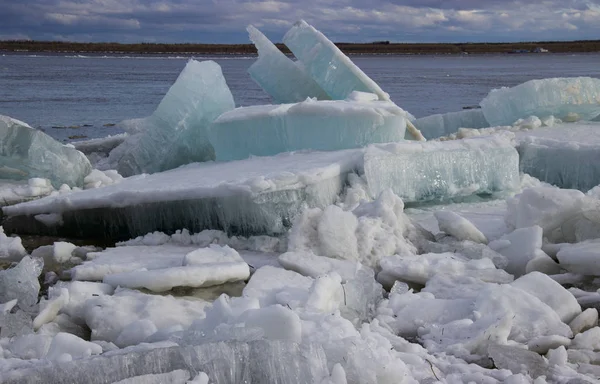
[0, 0, 599, 43]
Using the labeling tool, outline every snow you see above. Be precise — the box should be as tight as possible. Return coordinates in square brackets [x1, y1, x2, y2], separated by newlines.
[364, 132, 520, 202]
[247, 25, 329, 104]
[107, 60, 235, 176]
[209, 99, 408, 161]
[481, 77, 600, 126]
[0, 115, 92, 188]
[283, 20, 390, 102]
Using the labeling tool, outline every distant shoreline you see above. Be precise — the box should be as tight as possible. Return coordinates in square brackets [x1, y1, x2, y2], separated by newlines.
[1, 40, 600, 55]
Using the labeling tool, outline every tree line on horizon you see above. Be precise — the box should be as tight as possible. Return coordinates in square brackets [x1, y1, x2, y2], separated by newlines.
[1, 39, 599, 55]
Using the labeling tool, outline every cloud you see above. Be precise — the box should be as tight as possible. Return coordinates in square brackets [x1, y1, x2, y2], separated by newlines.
[0, 0, 599, 43]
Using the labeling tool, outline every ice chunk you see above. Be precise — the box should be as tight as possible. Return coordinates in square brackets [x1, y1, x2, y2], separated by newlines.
[0, 115, 92, 187]
[103, 246, 250, 292]
[364, 133, 520, 202]
[0, 226, 26, 261]
[557, 240, 600, 276]
[283, 20, 389, 101]
[3, 341, 328, 384]
[434, 211, 487, 244]
[247, 25, 329, 103]
[481, 77, 600, 126]
[511, 272, 581, 324]
[108, 60, 235, 176]
[209, 100, 407, 162]
[414, 109, 489, 139]
[488, 226, 549, 277]
[488, 344, 548, 378]
[516, 122, 600, 191]
[45, 332, 103, 361]
[379, 252, 513, 286]
[0, 256, 43, 311]
[112, 370, 190, 384]
[4, 149, 363, 239]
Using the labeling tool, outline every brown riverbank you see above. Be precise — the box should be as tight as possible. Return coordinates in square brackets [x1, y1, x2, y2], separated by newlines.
[1, 40, 600, 55]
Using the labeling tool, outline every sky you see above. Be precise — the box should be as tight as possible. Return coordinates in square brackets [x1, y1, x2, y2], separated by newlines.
[0, 0, 599, 44]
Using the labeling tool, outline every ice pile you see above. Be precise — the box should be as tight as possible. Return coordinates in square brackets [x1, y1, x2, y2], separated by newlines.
[0, 115, 92, 188]
[209, 98, 407, 161]
[481, 77, 600, 126]
[247, 25, 329, 104]
[364, 132, 520, 202]
[107, 60, 235, 176]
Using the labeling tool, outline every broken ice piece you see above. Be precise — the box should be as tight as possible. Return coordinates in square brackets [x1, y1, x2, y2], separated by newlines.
[247, 25, 329, 103]
[480, 77, 600, 126]
[283, 20, 390, 101]
[108, 60, 235, 176]
[209, 99, 407, 161]
[0, 255, 43, 311]
[414, 109, 489, 140]
[103, 246, 250, 292]
[0, 115, 92, 187]
[434, 211, 487, 244]
[364, 133, 520, 202]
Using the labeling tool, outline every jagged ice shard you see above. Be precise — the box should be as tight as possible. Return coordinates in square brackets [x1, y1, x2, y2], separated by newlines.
[108, 60, 235, 176]
[0, 115, 92, 188]
[364, 132, 520, 202]
[414, 109, 490, 140]
[247, 25, 329, 103]
[283, 20, 390, 102]
[209, 98, 408, 161]
[480, 77, 600, 126]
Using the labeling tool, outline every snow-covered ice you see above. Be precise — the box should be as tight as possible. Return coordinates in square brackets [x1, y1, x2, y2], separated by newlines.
[247, 25, 329, 104]
[209, 99, 408, 161]
[0, 115, 92, 188]
[107, 60, 235, 176]
[481, 77, 600, 126]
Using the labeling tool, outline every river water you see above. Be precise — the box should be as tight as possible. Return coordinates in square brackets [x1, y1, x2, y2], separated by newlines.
[1, 52, 599, 142]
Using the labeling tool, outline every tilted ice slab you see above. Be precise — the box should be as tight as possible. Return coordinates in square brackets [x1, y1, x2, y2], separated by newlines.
[364, 132, 520, 202]
[414, 109, 489, 140]
[247, 25, 329, 103]
[0, 115, 92, 188]
[3, 149, 363, 240]
[481, 77, 600, 126]
[283, 20, 390, 102]
[209, 99, 407, 161]
[108, 60, 235, 177]
[516, 122, 600, 191]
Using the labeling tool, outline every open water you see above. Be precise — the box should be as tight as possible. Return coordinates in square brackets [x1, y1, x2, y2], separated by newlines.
[1, 52, 599, 142]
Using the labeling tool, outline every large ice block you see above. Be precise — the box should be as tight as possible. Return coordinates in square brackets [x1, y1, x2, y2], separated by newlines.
[2, 341, 329, 384]
[209, 99, 407, 161]
[364, 133, 520, 202]
[516, 122, 600, 191]
[414, 109, 489, 140]
[108, 60, 235, 176]
[3, 149, 363, 240]
[480, 77, 600, 126]
[0, 115, 92, 188]
[247, 25, 329, 103]
[283, 20, 390, 101]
